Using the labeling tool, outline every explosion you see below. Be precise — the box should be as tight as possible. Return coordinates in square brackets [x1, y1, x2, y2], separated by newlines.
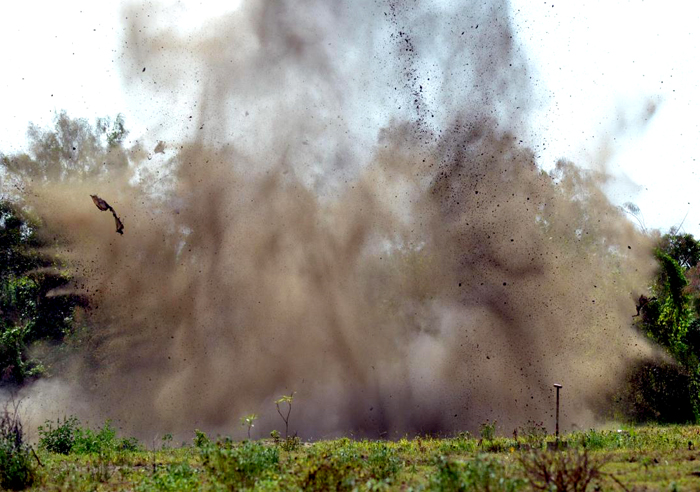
[14, 0, 655, 439]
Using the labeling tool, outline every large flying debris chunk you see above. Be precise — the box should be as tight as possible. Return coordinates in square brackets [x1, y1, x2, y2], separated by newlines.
[90, 194, 110, 211]
[90, 194, 124, 235]
[634, 294, 657, 318]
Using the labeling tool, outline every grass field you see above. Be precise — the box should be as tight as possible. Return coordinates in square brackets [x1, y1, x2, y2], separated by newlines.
[13, 422, 700, 491]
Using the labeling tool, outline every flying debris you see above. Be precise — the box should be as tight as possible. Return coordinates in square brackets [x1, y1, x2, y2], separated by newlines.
[90, 194, 124, 235]
[633, 294, 657, 317]
[113, 213, 125, 235]
[91, 194, 110, 211]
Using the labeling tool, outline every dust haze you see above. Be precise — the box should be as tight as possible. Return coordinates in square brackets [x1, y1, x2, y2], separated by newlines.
[15, 0, 656, 439]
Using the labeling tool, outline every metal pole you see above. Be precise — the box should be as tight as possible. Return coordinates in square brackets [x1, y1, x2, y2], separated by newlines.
[554, 383, 562, 442]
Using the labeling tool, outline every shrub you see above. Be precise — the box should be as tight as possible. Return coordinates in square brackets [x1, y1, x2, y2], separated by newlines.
[302, 454, 358, 491]
[136, 463, 201, 491]
[281, 435, 301, 452]
[519, 420, 548, 447]
[89, 451, 113, 483]
[429, 455, 524, 491]
[366, 445, 401, 480]
[119, 436, 141, 452]
[518, 449, 625, 491]
[479, 420, 497, 441]
[161, 433, 173, 449]
[39, 416, 141, 454]
[438, 437, 477, 454]
[617, 360, 695, 424]
[193, 429, 210, 448]
[0, 409, 35, 490]
[38, 415, 80, 454]
[202, 440, 279, 489]
[301, 442, 401, 491]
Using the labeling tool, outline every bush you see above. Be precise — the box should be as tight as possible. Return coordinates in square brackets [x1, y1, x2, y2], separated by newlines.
[136, 463, 201, 491]
[38, 415, 80, 454]
[301, 442, 401, 491]
[38, 416, 141, 454]
[518, 449, 622, 491]
[429, 455, 524, 491]
[74, 420, 141, 454]
[366, 445, 401, 480]
[617, 360, 695, 424]
[202, 440, 280, 489]
[479, 420, 497, 441]
[193, 429, 210, 448]
[0, 409, 35, 490]
[281, 435, 301, 452]
[519, 420, 548, 448]
[302, 455, 357, 491]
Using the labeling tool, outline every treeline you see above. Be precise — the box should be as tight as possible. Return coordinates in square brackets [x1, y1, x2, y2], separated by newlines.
[1, 112, 700, 424]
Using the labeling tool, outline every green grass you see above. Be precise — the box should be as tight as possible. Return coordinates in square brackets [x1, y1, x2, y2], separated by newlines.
[21, 425, 700, 490]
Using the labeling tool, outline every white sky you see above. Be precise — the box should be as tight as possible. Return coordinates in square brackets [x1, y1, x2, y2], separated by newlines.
[0, 0, 698, 236]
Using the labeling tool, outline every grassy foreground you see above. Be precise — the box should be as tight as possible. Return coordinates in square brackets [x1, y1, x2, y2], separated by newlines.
[16, 424, 700, 491]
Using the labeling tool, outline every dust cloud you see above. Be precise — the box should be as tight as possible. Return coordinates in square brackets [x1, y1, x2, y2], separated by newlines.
[18, 0, 655, 439]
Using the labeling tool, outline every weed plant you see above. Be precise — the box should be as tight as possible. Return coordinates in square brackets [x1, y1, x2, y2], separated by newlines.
[518, 449, 610, 491]
[0, 408, 35, 490]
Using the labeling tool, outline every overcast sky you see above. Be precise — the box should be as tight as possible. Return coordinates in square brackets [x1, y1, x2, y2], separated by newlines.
[1, 0, 698, 236]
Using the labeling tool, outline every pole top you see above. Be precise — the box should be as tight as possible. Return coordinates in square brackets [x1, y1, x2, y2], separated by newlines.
[553, 383, 563, 388]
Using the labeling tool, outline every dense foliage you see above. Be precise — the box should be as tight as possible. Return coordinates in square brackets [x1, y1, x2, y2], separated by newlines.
[0, 202, 82, 385]
[38, 417, 140, 455]
[0, 409, 35, 490]
[621, 230, 700, 423]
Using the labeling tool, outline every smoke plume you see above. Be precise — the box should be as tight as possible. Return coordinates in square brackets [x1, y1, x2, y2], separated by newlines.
[19, 0, 655, 439]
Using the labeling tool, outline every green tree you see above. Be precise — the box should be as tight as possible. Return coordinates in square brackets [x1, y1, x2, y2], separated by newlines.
[659, 230, 700, 270]
[0, 201, 82, 385]
[626, 232, 700, 423]
[644, 250, 692, 353]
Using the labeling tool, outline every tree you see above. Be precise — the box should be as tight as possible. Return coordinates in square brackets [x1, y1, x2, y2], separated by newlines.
[0, 201, 84, 385]
[626, 232, 700, 423]
[1, 111, 129, 184]
[275, 393, 295, 439]
[647, 250, 692, 352]
[686, 264, 700, 317]
[659, 230, 700, 270]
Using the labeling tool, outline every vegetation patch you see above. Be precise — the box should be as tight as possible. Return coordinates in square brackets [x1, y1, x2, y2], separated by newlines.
[0, 408, 35, 490]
